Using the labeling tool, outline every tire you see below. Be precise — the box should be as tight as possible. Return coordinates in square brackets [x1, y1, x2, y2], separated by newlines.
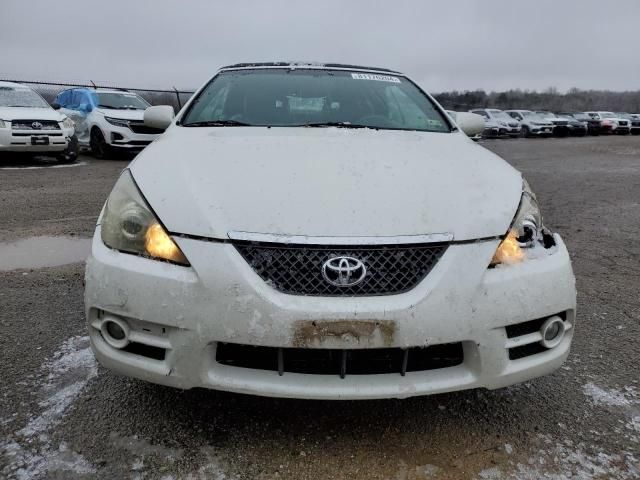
[90, 128, 110, 159]
[520, 126, 530, 138]
[56, 135, 78, 163]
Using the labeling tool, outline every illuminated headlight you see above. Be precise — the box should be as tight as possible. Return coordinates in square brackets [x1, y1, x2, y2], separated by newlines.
[491, 179, 543, 266]
[62, 117, 74, 129]
[100, 170, 189, 265]
[105, 116, 130, 128]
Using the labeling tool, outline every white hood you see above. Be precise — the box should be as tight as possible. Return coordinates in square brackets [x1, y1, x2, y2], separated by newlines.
[130, 127, 522, 241]
[0, 106, 64, 122]
[96, 108, 145, 121]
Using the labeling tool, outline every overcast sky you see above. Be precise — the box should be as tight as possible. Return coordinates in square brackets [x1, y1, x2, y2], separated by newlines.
[1, 0, 639, 93]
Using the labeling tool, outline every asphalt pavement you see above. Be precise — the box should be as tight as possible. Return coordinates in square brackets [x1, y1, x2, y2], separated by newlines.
[1, 136, 639, 479]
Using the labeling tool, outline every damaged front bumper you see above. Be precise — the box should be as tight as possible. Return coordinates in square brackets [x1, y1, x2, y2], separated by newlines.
[85, 229, 576, 400]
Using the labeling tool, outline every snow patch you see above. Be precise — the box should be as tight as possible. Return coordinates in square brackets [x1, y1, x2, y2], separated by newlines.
[0, 336, 98, 479]
[583, 382, 636, 407]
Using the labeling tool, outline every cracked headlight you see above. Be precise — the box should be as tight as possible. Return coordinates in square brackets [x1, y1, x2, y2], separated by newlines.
[100, 170, 189, 265]
[491, 179, 543, 266]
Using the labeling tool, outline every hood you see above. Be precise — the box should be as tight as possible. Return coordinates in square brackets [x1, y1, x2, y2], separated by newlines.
[95, 108, 145, 121]
[0, 106, 63, 122]
[130, 127, 522, 241]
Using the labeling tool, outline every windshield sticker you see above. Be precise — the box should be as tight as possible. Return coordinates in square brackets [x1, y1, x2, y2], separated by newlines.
[351, 73, 401, 83]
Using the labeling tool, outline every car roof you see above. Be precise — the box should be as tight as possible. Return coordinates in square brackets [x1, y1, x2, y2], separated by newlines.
[58, 87, 132, 95]
[0, 81, 34, 90]
[218, 61, 403, 75]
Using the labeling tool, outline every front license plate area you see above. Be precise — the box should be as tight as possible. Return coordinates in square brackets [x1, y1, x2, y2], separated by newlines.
[31, 136, 50, 146]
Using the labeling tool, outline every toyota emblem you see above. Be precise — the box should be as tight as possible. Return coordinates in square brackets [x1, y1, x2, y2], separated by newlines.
[322, 256, 367, 287]
[31, 121, 43, 129]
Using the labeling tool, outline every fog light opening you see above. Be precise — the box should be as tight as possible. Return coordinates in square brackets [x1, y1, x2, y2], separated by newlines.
[100, 316, 130, 349]
[540, 316, 565, 349]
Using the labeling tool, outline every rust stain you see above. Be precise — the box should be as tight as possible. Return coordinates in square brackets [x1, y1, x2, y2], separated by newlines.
[292, 320, 395, 348]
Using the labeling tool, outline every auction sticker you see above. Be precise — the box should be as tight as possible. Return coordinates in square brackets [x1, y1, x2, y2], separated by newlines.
[351, 73, 401, 83]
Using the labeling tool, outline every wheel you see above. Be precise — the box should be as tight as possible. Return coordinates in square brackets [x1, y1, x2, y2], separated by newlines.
[90, 128, 110, 159]
[56, 135, 78, 163]
[520, 126, 530, 138]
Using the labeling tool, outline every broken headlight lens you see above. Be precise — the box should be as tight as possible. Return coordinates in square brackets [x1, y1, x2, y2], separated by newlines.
[100, 170, 189, 266]
[491, 179, 543, 266]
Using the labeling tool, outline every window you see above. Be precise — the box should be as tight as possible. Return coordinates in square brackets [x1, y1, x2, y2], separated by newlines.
[0, 86, 49, 108]
[182, 69, 451, 132]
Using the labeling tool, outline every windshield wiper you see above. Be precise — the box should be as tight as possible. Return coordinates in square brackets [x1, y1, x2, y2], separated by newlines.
[182, 120, 253, 127]
[301, 121, 370, 129]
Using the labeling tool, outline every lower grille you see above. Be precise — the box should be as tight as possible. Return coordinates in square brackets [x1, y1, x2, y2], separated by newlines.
[128, 121, 165, 135]
[235, 243, 447, 296]
[215, 342, 464, 377]
[11, 120, 60, 130]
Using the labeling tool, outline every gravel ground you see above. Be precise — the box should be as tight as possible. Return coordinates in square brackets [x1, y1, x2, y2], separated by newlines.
[1, 136, 639, 479]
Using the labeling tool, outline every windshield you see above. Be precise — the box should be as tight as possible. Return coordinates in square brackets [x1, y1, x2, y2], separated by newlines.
[530, 114, 549, 121]
[182, 69, 451, 132]
[97, 92, 150, 110]
[488, 110, 512, 120]
[0, 86, 49, 108]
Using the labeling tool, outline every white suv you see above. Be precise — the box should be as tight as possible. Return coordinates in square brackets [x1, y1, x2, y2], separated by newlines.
[470, 108, 521, 137]
[85, 62, 576, 400]
[505, 110, 554, 137]
[0, 81, 77, 162]
[54, 88, 168, 157]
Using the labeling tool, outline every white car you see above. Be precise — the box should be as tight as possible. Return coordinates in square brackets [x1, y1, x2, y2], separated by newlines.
[470, 108, 521, 137]
[0, 81, 77, 162]
[85, 63, 576, 400]
[53, 88, 167, 158]
[505, 110, 554, 137]
[583, 111, 630, 135]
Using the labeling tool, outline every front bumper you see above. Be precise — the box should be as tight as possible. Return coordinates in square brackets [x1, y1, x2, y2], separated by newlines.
[85, 230, 576, 400]
[103, 124, 159, 149]
[0, 126, 72, 153]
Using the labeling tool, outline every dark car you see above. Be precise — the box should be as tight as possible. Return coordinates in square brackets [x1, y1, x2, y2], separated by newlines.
[615, 113, 640, 135]
[535, 111, 580, 136]
[558, 112, 601, 136]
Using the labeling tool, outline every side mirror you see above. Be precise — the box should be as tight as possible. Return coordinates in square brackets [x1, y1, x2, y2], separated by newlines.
[144, 105, 175, 130]
[51, 102, 61, 110]
[454, 112, 485, 137]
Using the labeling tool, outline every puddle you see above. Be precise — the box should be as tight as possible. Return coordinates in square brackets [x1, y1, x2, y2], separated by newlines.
[0, 236, 91, 271]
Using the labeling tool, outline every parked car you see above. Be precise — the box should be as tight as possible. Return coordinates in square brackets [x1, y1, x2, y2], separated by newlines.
[614, 113, 640, 135]
[0, 81, 77, 162]
[470, 108, 521, 137]
[446, 110, 484, 140]
[558, 112, 601, 136]
[583, 111, 630, 134]
[505, 110, 554, 137]
[631, 114, 640, 135]
[553, 114, 588, 136]
[54, 88, 169, 158]
[85, 62, 576, 400]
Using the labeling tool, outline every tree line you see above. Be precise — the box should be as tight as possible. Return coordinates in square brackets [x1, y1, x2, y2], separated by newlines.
[433, 88, 640, 113]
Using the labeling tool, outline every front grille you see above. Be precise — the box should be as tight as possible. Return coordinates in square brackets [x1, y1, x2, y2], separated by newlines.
[128, 120, 165, 135]
[11, 120, 60, 130]
[618, 120, 628, 126]
[215, 342, 464, 377]
[235, 243, 447, 296]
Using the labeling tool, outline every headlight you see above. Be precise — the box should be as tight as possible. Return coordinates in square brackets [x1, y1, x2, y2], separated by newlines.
[0, 119, 7, 128]
[491, 179, 543, 266]
[62, 117, 74, 129]
[100, 170, 189, 265]
[105, 116, 130, 128]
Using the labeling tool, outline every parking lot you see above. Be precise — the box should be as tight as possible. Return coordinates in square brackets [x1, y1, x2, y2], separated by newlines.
[1, 135, 639, 479]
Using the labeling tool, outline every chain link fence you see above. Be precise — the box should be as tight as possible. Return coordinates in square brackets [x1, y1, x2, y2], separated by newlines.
[0, 78, 195, 111]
